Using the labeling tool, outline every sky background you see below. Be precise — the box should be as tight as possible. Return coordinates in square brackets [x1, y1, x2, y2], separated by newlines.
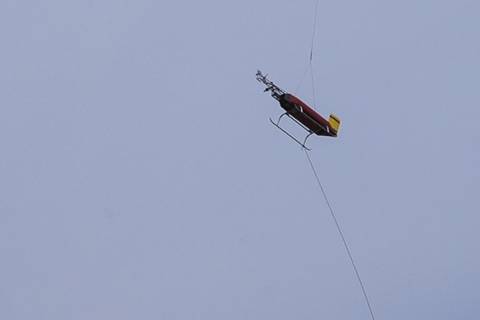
[1, 0, 479, 319]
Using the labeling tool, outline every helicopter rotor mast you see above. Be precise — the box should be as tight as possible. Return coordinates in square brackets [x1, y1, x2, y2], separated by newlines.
[256, 70, 285, 101]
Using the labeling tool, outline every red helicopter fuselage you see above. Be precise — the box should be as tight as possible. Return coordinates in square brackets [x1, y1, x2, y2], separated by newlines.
[278, 93, 337, 137]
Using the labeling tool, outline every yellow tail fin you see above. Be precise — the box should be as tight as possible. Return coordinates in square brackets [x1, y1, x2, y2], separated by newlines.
[328, 114, 341, 136]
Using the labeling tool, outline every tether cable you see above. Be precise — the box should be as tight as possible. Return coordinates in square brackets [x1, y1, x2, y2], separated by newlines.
[295, 0, 320, 106]
[310, 0, 320, 63]
[309, 0, 319, 110]
[304, 149, 376, 320]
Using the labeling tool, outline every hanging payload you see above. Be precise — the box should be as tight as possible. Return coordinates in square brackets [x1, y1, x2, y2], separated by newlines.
[256, 70, 340, 150]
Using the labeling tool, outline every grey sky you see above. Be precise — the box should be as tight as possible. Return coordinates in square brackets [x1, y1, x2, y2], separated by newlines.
[1, 0, 479, 319]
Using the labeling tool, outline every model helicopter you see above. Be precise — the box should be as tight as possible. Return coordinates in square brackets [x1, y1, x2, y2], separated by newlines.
[256, 70, 340, 150]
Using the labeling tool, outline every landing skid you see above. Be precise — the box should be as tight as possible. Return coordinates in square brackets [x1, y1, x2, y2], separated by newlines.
[269, 113, 314, 150]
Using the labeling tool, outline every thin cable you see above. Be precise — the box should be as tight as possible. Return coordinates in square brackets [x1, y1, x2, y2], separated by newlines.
[310, 65, 317, 110]
[309, 0, 319, 110]
[304, 150, 376, 320]
[305, 4, 375, 317]
[309, 0, 320, 63]
[296, 0, 320, 95]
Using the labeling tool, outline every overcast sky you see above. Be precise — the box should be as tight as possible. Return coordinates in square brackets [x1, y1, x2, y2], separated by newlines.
[1, 1, 479, 319]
